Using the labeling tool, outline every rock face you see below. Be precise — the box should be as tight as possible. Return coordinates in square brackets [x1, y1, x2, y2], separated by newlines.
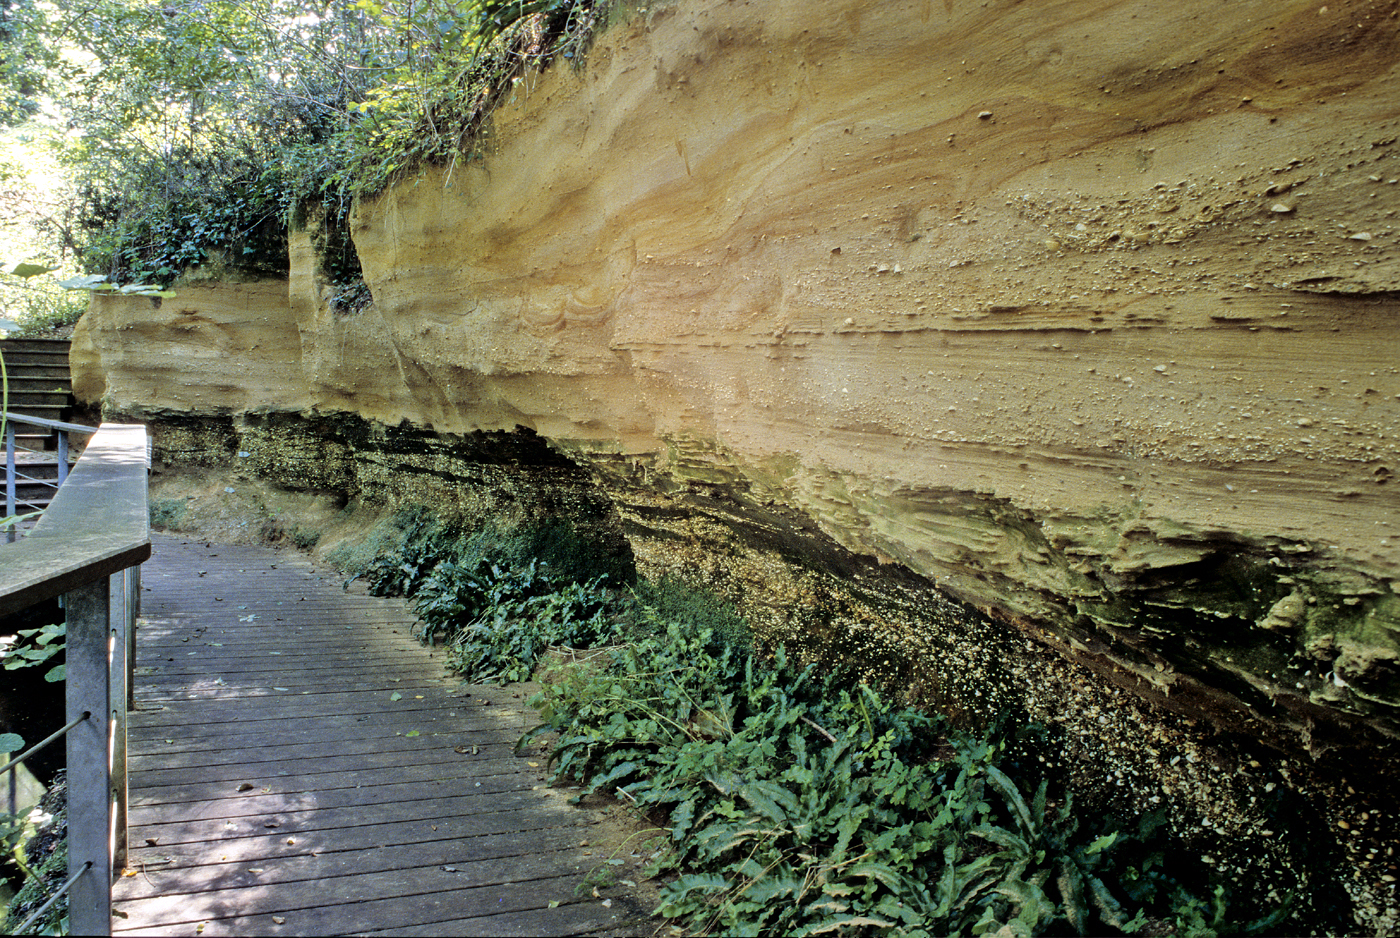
[74, 1, 1400, 923]
[77, 0, 1400, 739]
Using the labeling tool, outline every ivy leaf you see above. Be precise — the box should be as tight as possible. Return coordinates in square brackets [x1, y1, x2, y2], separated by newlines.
[0, 733, 25, 753]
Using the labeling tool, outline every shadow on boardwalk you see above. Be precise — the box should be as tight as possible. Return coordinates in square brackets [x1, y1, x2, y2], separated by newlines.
[113, 534, 657, 937]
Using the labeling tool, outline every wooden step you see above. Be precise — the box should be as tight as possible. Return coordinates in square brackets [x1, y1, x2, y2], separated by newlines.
[0, 338, 71, 354]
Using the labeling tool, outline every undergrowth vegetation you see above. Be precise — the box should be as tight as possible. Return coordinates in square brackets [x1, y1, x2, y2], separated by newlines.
[349, 508, 1289, 936]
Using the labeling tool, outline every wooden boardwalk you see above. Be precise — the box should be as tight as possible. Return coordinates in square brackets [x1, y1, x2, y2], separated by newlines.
[113, 534, 652, 937]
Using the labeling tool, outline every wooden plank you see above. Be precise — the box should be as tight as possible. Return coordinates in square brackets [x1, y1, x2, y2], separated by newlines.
[114, 874, 626, 937]
[117, 824, 605, 900]
[114, 534, 651, 937]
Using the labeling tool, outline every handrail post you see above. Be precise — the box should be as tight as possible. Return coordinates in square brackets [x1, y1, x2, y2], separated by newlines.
[109, 569, 130, 871]
[58, 428, 70, 486]
[5, 421, 15, 538]
[66, 577, 114, 938]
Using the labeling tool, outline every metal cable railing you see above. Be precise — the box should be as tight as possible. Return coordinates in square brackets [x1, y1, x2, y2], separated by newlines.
[10, 860, 93, 935]
[3, 412, 97, 541]
[3, 713, 90, 934]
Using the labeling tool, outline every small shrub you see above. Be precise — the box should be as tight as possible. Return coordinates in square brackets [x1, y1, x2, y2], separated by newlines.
[148, 498, 185, 530]
[289, 525, 320, 550]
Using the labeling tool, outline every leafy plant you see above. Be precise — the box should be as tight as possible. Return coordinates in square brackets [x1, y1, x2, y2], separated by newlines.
[414, 556, 619, 683]
[1, 622, 65, 683]
[521, 599, 1287, 937]
[349, 508, 632, 682]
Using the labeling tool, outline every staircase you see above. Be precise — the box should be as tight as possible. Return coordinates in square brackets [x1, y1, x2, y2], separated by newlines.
[2, 338, 78, 514]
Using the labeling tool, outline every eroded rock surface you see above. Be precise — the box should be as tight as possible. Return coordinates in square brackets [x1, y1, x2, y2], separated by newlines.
[78, 0, 1400, 739]
[74, 1, 1400, 924]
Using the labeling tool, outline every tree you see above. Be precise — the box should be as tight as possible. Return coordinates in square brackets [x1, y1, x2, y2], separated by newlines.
[0, 0, 54, 127]
[9, 0, 604, 288]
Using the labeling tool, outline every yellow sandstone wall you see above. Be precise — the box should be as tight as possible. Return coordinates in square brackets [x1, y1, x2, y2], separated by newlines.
[76, 0, 1400, 736]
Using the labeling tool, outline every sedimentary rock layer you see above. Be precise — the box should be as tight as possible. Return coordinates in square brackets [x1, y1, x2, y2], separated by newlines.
[75, 0, 1400, 744]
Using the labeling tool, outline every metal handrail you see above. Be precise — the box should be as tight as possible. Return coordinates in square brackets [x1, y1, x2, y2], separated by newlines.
[0, 423, 150, 937]
[4, 412, 96, 539]
[1, 412, 98, 435]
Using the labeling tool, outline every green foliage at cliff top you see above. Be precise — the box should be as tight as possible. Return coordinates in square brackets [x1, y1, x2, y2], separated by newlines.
[1, 0, 607, 288]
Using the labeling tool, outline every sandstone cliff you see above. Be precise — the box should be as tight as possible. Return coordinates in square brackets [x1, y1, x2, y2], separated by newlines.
[73, 1, 1400, 924]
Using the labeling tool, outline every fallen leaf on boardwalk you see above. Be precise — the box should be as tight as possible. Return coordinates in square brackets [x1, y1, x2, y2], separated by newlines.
[441, 865, 459, 872]
[286, 838, 296, 845]
[548, 901, 560, 908]
[121, 869, 137, 877]
[405, 730, 420, 737]
[196, 924, 206, 934]
[390, 692, 403, 701]
[145, 837, 159, 846]
[602, 899, 613, 908]
[113, 909, 129, 918]
[528, 761, 539, 767]
[264, 821, 279, 828]
[273, 687, 289, 691]
[414, 695, 424, 699]
[237, 783, 254, 792]
[272, 916, 286, 925]
[454, 745, 470, 754]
